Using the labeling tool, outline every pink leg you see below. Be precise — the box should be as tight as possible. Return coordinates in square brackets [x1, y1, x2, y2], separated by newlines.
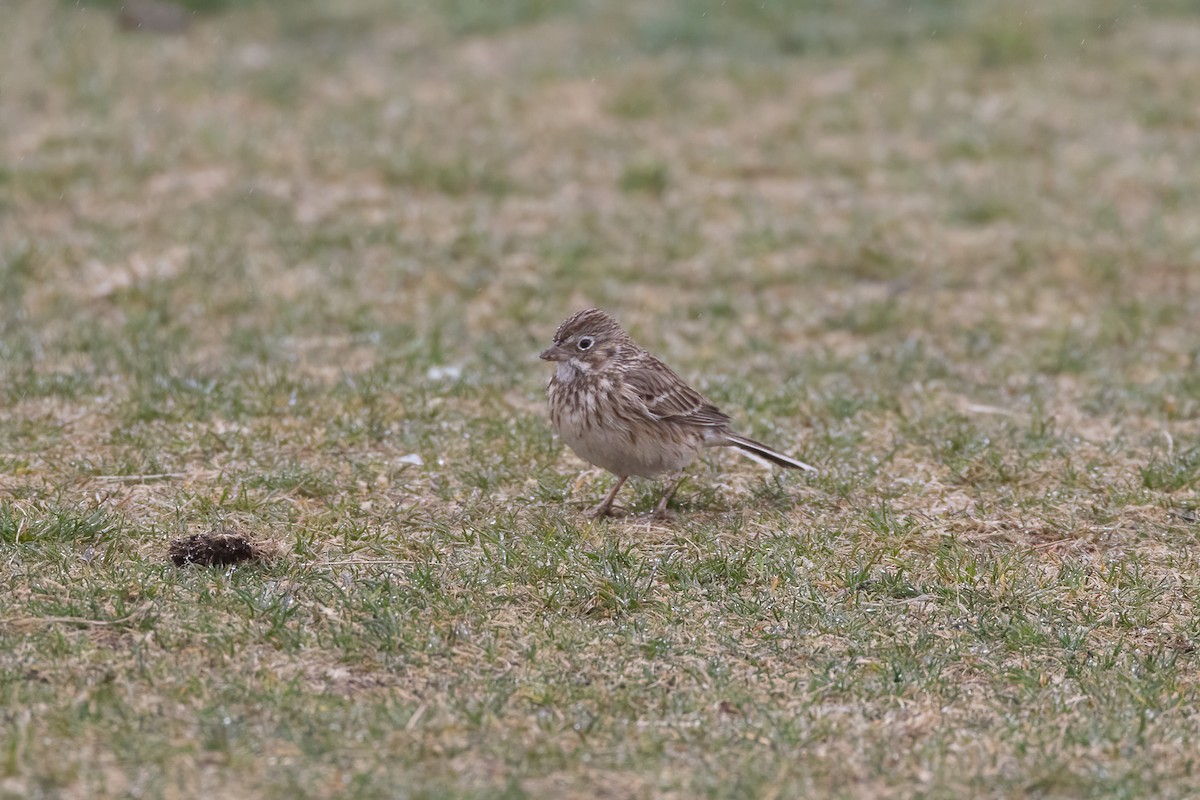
[588, 475, 628, 519]
[652, 473, 685, 519]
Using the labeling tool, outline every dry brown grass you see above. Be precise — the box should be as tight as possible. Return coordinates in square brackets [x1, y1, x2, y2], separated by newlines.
[2, 0, 1200, 798]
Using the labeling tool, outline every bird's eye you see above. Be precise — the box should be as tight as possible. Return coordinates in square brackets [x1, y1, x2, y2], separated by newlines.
[577, 337, 595, 351]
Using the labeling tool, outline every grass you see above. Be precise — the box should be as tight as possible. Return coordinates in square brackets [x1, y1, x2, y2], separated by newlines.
[2, 0, 1200, 797]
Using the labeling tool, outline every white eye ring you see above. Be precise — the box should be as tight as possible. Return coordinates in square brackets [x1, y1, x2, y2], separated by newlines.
[577, 336, 595, 351]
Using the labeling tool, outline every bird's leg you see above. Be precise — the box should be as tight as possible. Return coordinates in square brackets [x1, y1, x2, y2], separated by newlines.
[588, 475, 628, 519]
[651, 472, 686, 519]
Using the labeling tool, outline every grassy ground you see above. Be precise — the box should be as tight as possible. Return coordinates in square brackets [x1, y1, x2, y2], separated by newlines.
[2, 0, 1200, 797]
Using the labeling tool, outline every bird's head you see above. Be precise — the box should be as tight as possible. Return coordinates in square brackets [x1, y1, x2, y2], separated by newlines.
[539, 308, 631, 376]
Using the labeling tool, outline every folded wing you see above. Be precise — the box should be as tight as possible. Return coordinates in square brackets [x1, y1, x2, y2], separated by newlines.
[623, 361, 731, 428]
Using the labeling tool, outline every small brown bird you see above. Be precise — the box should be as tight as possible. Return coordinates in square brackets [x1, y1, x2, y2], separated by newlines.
[540, 308, 816, 518]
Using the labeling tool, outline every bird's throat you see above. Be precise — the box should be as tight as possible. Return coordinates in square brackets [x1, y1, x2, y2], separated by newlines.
[556, 359, 587, 382]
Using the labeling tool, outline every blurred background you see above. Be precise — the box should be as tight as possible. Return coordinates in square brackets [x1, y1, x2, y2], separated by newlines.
[5, 0, 1197, 395]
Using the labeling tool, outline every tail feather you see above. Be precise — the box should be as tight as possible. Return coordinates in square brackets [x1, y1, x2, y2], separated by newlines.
[722, 433, 817, 473]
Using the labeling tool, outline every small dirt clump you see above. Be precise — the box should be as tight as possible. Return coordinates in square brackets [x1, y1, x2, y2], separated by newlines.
[169, 528, 262, 568]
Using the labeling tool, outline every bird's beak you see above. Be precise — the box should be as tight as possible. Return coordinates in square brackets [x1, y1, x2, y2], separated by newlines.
[539, 345, 568, 362]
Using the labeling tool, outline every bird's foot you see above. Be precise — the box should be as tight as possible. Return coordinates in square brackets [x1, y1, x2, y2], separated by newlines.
[586, 503, 620, 519]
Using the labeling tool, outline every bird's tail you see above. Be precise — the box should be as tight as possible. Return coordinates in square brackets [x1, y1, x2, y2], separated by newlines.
[722, 433, 817, 472]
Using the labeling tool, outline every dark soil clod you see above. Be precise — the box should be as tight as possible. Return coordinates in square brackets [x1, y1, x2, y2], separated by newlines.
[169, 528, 260, 568]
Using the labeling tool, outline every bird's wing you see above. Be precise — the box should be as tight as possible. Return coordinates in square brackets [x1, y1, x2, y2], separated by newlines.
[623, 362, 731, 428]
